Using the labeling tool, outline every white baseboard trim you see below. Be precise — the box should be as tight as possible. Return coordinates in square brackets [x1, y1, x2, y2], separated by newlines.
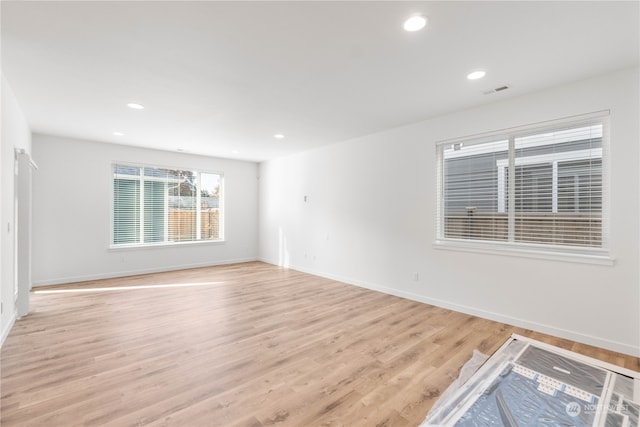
[32, 257, 259, 287]
[259, 259, 639, 358]
[1, 311, 17, 348]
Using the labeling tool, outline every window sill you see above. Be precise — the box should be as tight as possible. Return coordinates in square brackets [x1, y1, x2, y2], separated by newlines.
[432, 239, 614, 266]
[109, 239, 225, 250]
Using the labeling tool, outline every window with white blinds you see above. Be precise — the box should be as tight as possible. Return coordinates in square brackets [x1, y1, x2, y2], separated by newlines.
[112, 164, 222, 247]
[436, 114, 608, 257]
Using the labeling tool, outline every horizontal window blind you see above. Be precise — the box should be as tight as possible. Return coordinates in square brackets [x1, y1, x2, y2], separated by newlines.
[513, 125, 602, 247]
[144, 180, 166, 243]
[113, 169, 140, 245]
[437, 115, 607, 253]
[112, 164, 222, 247]
[442, 139, 509, 242]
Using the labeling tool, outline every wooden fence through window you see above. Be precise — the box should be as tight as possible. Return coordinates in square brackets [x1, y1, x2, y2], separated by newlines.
[444, 213, 601, 247]
[168, 209, 220, 241]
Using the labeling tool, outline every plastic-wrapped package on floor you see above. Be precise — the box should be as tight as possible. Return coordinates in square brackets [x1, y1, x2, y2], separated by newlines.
[421, 334, 640, 427]
[427, 350, 489, 418]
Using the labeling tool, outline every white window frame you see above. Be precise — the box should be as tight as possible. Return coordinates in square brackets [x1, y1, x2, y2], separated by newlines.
[434, 111, 612, 265]
[110, 162, 225, 249]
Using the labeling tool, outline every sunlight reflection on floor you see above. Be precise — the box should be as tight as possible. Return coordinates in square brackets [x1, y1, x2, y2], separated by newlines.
[33, 281, 225, 294]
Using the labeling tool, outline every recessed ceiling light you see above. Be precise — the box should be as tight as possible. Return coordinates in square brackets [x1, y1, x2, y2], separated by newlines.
[127, 103, 145, 110]
[112, 131, 124, 137]
[273, 134, 285, 139]
[403, 15, 427, 32]
[232, 150, 240, 154]
[176, 148, 185, 152]
[467, 71, 486, 80]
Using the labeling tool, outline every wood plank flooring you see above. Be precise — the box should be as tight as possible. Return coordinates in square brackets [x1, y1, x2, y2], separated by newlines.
[2, 261, 638, 426]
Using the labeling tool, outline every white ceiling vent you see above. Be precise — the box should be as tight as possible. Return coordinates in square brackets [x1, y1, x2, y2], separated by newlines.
[483, 85, 511, 95]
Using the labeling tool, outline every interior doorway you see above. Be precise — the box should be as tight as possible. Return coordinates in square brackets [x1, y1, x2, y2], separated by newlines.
[14, 148, 36, 318]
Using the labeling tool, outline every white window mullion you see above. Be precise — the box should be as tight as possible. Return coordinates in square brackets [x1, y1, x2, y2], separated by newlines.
[600, 117, 610, 250]
[435, 145, 444, 239]
[507, 136, 515, 242]
[196, 172, 202, 240]
[552, 161, 558, 213]
[164, 181, 169, 242]
[139, 168, 145, 244]
[497, 165, 506, 213]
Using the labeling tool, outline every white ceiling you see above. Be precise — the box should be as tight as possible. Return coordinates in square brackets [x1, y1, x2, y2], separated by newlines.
[2, 1, 638, 162]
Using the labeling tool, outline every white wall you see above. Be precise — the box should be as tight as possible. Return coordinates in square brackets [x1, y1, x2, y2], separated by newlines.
[32, 134, 258, 285]
[1, 74, 32, 344]
[258, 67, 640, 357]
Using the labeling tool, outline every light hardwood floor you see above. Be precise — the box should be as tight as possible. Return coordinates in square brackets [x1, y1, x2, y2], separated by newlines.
[2, 261, 638, 426]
